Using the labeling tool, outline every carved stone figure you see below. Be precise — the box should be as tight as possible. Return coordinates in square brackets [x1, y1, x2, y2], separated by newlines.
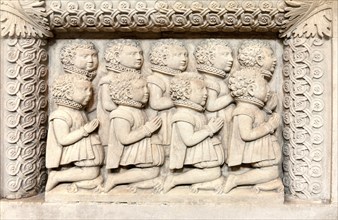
[147, 39, 188, 143]
[60, 40, 99, 81]
[162, 72, 225, 193]
[145, 39, 189, 187]
[97, 40, 143, 146]
[238, 40, 278, 113]
[194, 39, 235, 159]
[223, 68, 283, 193]
[103, 72, 164, 193]
[45, 74, 104, 192]
[238, 40, 277, 80]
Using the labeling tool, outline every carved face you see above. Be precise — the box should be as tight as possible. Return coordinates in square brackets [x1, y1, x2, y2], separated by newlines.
[257, 47, 277, 72]
[249, 76, 270, 103]
[212, 46, 233, 72]
[73, 48, 98, 71]
[117, 45, 144, 70]
[164, 45, 188, 71]
[131, 79, 149, 104]
[70, 80, 92, 106]
[189, 79, 208, 106]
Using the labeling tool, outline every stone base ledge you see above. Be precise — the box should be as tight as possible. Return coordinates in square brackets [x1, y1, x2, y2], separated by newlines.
[1, 195, 337, 220]
[45, 184, 284, 204]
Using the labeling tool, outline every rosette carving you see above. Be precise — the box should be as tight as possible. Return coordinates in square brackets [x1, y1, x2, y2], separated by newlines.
[280, 0, 332, 38]
[0, 0, 52, 38]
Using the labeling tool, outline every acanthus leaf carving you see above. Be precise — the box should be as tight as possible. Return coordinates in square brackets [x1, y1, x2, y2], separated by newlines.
[0, 0, 53, 38]
[280, 0, 332, 38]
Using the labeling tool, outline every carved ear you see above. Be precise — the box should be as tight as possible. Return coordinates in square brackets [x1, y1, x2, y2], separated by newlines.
[256, 55, 264, 67]
[247, 84, 255, 97]
[65, 91, 73, 101]
[114, 52, 120, 63]
[208, 54, 215, 65]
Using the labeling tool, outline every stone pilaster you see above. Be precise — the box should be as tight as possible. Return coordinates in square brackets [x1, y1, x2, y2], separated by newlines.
[0, 0, 52, 199]
[280, 0, 333, 201]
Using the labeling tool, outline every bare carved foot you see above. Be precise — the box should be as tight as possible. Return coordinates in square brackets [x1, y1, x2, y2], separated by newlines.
[45, 171, 58, 192]
[95, 184, 105, 193]
[153, 177, 165, 193]
[162, 175, 175, 193]
[254, 178, 284, 193]
[67, 183, 78, 193]
[127, 185, 138, 193]
[190, 184, 199, 193]
[222, 175, 237, 194]
[103, 175, 116, 193]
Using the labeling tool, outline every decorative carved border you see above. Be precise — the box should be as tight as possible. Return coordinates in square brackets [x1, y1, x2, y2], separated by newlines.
[0, 0, 334, 202]
[45, 0, 286, 33]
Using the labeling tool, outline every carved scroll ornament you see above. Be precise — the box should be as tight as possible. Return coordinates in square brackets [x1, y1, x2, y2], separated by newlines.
[47, 0, 286, 33]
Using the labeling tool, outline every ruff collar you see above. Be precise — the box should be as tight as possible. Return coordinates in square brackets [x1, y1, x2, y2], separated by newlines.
[54, 98, 83, 110]
[106, 63, 141, 74]
[151, 65, 182, 76]
[114, 99, 143, 108]
[235, 96, 265, 108]
[197, 64, 226, 78]
[63, 65, 97, 81]
[174, 100, 205, 112]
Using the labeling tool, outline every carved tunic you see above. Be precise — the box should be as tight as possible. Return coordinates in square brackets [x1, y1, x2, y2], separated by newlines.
[205, 77, 235, 154]
[106, 105, 165, 169]
[97, 73, 117, 146]
[147, 73, 175, 145]
[170, 110, 225, 169]
[227, 106, 279, 167]
[46, 108, 104, 168]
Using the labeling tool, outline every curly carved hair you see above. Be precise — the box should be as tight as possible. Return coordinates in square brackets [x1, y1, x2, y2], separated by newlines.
[194, 39, 231, 66]
[60, 40, 97, 67]
[149, 39, 186, 66]
[104, 39, 142, 66]
[52, 74, 89, 100]
[109, 72, 144, 103]
[170, 72, 204, 101]
[229, 68, 264, 98]
[237, 40, 273, 68]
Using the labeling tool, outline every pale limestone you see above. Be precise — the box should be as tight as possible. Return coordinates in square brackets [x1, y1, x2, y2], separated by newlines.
[0, 0, 337, 219]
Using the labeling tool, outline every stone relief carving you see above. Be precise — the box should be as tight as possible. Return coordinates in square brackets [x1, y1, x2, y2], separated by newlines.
[225, 68, 283, 193]
[194, 39, 235, 175]
[45, 74, 104, 192]
[280, 0, 332, 38]
[0, 0, 334, 206]
[2, 38, 48, 199]
[47, 0, 286, 33]
[60, 40, 99, 81]
[97, 39, 143, 146]
[43, 38, 287, 199]
[164, 72, 225, 193]
[279, 0, 333, 201]
[282, 37, 328, 200]
[0, 0, 52, 37]
[103, 72, 163, 193]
